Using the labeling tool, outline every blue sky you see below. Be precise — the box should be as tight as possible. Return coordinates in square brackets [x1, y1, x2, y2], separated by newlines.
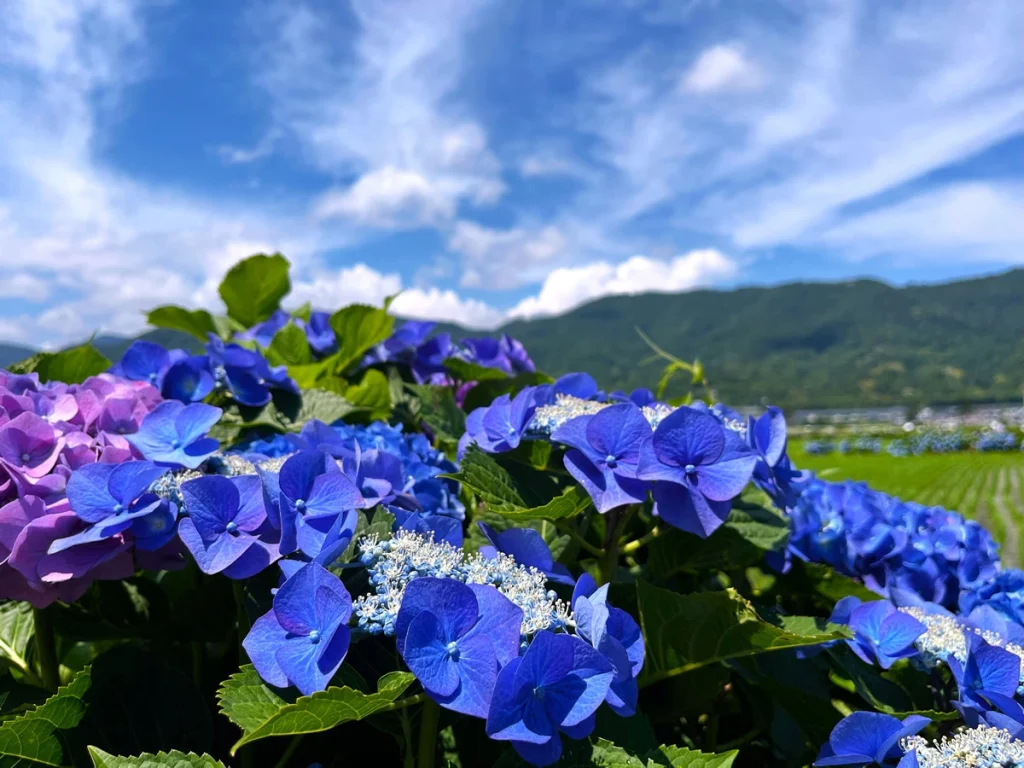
[1, 0, 1022, 347]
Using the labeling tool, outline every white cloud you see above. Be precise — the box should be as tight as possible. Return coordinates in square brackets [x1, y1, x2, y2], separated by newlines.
[508, 249, 737, 320]
[287, 264, 403, 309]
[681, 43, 760, 93]
[814, 182, 1024, 262]
[251, 1, 503, 228]
[0, 273, 51, 300]
[314, 167, 454, 227]
[449, 222, 569, 289]
[390, 288, 505, 328]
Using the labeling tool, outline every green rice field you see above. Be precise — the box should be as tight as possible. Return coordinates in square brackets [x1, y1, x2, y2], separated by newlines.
[792, 442, 1024, 566]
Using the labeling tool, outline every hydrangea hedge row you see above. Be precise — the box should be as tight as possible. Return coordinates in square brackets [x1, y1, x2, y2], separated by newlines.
[2, 253, 1024, 767]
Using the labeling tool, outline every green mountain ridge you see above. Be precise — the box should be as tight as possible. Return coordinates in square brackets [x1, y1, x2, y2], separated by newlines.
[4, 269, 1023, 409]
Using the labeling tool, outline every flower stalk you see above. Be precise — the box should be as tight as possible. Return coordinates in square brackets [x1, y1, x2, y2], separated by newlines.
[32, 606, 60, 692]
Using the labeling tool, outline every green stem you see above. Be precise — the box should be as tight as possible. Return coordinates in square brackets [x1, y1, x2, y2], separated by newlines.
[274, 735, 303, 768]
[715, 725, 762, 751]
[621, 526, 663, 554]
[555, 520, 604, 558]
[32, 607, 60, 692]
[597, 508, 632, 585]
[232, 581, 250, 665]
[705, 714, 719, 751]
[381, 693, 429, 713]
[417, 698, 441, 768]
[400, 709, 415, 768]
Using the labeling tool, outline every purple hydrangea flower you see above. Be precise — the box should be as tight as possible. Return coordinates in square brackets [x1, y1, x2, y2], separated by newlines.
[243, 562, 352, 695]
[813, 712, 928, 767]
[126, 401, 222, 469]
[458, 387, 537, 458]
[0, 412, 65, 479]
[551, 404, 651, 514]
[478, 522, 573, 586]
[397, 577, 522, 718]
[636, 406, 757, 537]
[177, 475, 280, 578]
[485, 630, 615, 767]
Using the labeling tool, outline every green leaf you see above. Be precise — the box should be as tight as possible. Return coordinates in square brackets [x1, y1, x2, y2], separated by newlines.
[405, 384, 466, 441]
[87, 748, 226, 768]
[443, 358, 510, 382]
[446, 446, 592, 521]
[785, 561, 883, 605]
[284, 389, 359, 431]
[5, 353, 47, 375]
[648, 504, 789, 578]
[0, 602, 36, 682]
[0, 667, 91, 767]
[218, 253, 291, 328]
[218, 666, 416, 753]
[497, 738, 736, 768]
[649, 746, 738, 768]
[17, 345, 111, 384]
[291, 302, 313, 323]
[265, 323, 313, 365]
[344, 370, 391, 421]
[146, 306, 218, 341]
[328, 305, 394, 373]
[636, 581, 850, 686]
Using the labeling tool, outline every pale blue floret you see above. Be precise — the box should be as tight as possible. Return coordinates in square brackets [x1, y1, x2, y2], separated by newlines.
[904, 725, 1024, 767]
[353, 530, 572, 638]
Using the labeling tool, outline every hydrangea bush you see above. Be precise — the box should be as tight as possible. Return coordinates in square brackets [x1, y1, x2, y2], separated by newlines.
[2, 253, 1024, 767]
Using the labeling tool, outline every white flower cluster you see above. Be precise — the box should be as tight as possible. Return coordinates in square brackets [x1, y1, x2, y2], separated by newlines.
[900, 607, 1024, 693]
[353, 529, 573, 637]
[904, 725, 1024, 767]
[528, 394, 674, 436]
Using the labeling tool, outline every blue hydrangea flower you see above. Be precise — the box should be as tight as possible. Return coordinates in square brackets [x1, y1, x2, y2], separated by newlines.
[126, 401, 222, 469]
[485, 630, 615, 767]
[396, 577, 522, 718]
[393, 508, 463, 548]
[277, 508, 359, 580]
[117, 340, 185, 389]
[300, 311, 337, 357]
[277, 451, 364, 556]
[830, 597, 925, 669]
[550, 403, 651, 514]
[237, 309, 290, 348]
[949, 635, 1023, 724]
[746, 406, 808, 509]
[52, 460, 168, 552]
[458, 388, 537, 458]
[285, 420, 353, 458]
[478, 522, 573, 586]
[243, 562, 352, 695]
[206, 336, 297, 406]
[342, 447, 407, 507]
[636, 406, 757, 537]
[161, 355, 216, 403]
[177, 475, 280, 578]
[571, 574, 644, 716]
[813, 712, 929, 767]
